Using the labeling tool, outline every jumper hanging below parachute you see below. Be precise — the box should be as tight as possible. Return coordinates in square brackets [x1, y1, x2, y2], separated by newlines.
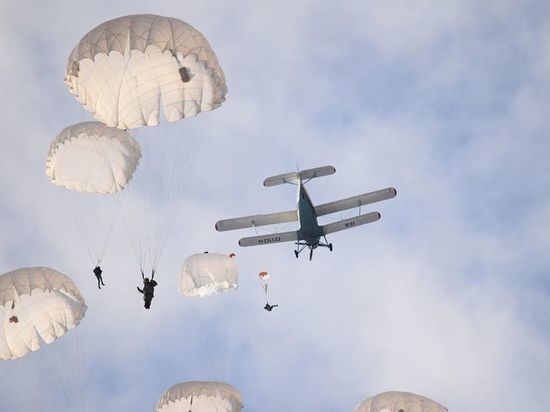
[259, 271, 278, 312]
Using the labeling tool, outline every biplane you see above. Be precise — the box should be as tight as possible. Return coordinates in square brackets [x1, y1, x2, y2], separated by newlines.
[215, 166, 397, 260]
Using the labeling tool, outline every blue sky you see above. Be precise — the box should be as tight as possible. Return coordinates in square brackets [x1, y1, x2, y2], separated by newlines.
[1, 1, 549, 411]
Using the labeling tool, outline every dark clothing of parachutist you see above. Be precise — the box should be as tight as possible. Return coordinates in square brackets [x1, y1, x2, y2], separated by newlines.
[93, 266, 105, 289]
[9, 315, 18, 324]
[264, 303, 278, 312]
[137, 277, 158, 309]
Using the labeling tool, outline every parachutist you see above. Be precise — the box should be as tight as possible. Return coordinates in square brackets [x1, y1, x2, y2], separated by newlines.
[264, 303, 278, 312]
[9, 315, 18, 324]
[93, 266, 105, 289]
[137, 277, 158, 309]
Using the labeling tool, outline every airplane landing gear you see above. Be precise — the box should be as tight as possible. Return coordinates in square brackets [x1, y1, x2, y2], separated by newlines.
[294, 250, 299, 258]
[309, 248, 313, 261]
[329, 243, 333, 252]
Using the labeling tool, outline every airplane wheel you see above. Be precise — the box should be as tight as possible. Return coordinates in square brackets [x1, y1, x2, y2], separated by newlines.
[309, 249, 313, 261]
[294, 250, 299, 258]
[329, 243, 333, 252]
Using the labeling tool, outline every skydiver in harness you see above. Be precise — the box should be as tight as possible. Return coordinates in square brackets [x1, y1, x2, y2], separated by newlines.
[264, 302, 279, 312]
[93, 265, 105, 289]
[137, 269, 158, 309]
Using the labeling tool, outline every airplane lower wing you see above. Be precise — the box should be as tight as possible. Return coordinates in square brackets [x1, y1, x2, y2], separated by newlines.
[315, 187, 396, 217]
[238, 230, 299, 247]
[215, 210, 298, 231]
[322, 212, 381, 235]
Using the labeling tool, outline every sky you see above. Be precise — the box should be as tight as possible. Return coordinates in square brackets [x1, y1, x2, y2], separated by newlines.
[1, 0, 550, 411]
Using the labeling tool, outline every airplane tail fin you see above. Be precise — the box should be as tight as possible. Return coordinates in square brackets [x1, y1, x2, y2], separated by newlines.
[263, 166, 336, 187]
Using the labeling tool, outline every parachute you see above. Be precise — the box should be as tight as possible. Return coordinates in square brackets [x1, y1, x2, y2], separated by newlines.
[63, 14, 227, 276]
[0, 267, 87, 360]
[46, 121, 141, 194]
[156, 381, 243, 412]
[179, 253, 238, 298]
[353, 391, 448, 412]
[45, 122, 141, 266]
[259, 271, 269, 297]
[65, 14, 227, 129]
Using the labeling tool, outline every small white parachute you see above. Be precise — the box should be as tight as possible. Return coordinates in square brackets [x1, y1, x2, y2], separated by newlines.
[156, 381, 243, 412]
[0, 267, 87, 360]
[179, 253, 238, 298]
[46, 121, 141, 194]
[353, 391, 448, 412]
[65, 14, 227, 129]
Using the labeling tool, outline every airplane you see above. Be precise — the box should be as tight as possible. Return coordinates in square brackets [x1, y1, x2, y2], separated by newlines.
[215, 166, 397, 260]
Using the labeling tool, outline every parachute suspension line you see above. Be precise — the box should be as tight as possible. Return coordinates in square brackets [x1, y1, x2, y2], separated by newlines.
[75, 326, 86, 412]
[58, 334, 83, 410]
[264, 282, 269, 304]
[41, 341, 73, 411]
[117, 188, 146, 271]
[10, 355, 51, 410]
[67, 189, 122, 268]
[151, 129, 208, 272]
[259, 272, 270, 305]
[73, 211, 97, 266]
[118, 101, 214, 274]
[96, 197, 123, 266]
[124, 120, 209, 274]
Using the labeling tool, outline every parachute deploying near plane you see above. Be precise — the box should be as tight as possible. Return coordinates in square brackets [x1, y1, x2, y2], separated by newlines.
[259, 270, 269, 294]
[179, 253, 238, 298]
[0, 267, 87, 360]
[156, 381, 243, 412]
[353, 391, 447, 412]
[46, 121, 141, 193]
[65, 14, 227, 129]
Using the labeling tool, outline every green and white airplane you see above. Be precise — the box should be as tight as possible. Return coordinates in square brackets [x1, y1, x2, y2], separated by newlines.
[215, 166, 397, 260]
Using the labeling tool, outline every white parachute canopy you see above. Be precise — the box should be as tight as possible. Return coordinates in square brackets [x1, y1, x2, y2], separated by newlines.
[156, 381, 243, 412]
[46, 121, 141, 194]
[0, 267, 87, 360]
[65, 14, 227, 129]
[353, 391, 448, 412]
[179, 253, 238, 298]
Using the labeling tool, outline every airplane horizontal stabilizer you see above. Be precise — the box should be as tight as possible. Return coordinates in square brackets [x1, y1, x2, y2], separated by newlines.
[315, 187, 396, 217]
[215, 210, 298, 231]
[238, 231, 299, 247]
[263, 165, 336, 187]
[322, 212, 381, 235]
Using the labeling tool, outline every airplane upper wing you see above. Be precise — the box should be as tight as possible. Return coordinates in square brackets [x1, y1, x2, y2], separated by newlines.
[315, 187, 397, 217]
[215, 210, 298, 231]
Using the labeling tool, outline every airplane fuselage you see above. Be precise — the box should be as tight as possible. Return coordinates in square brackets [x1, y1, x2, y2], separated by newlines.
[296, 181, 324, 246]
